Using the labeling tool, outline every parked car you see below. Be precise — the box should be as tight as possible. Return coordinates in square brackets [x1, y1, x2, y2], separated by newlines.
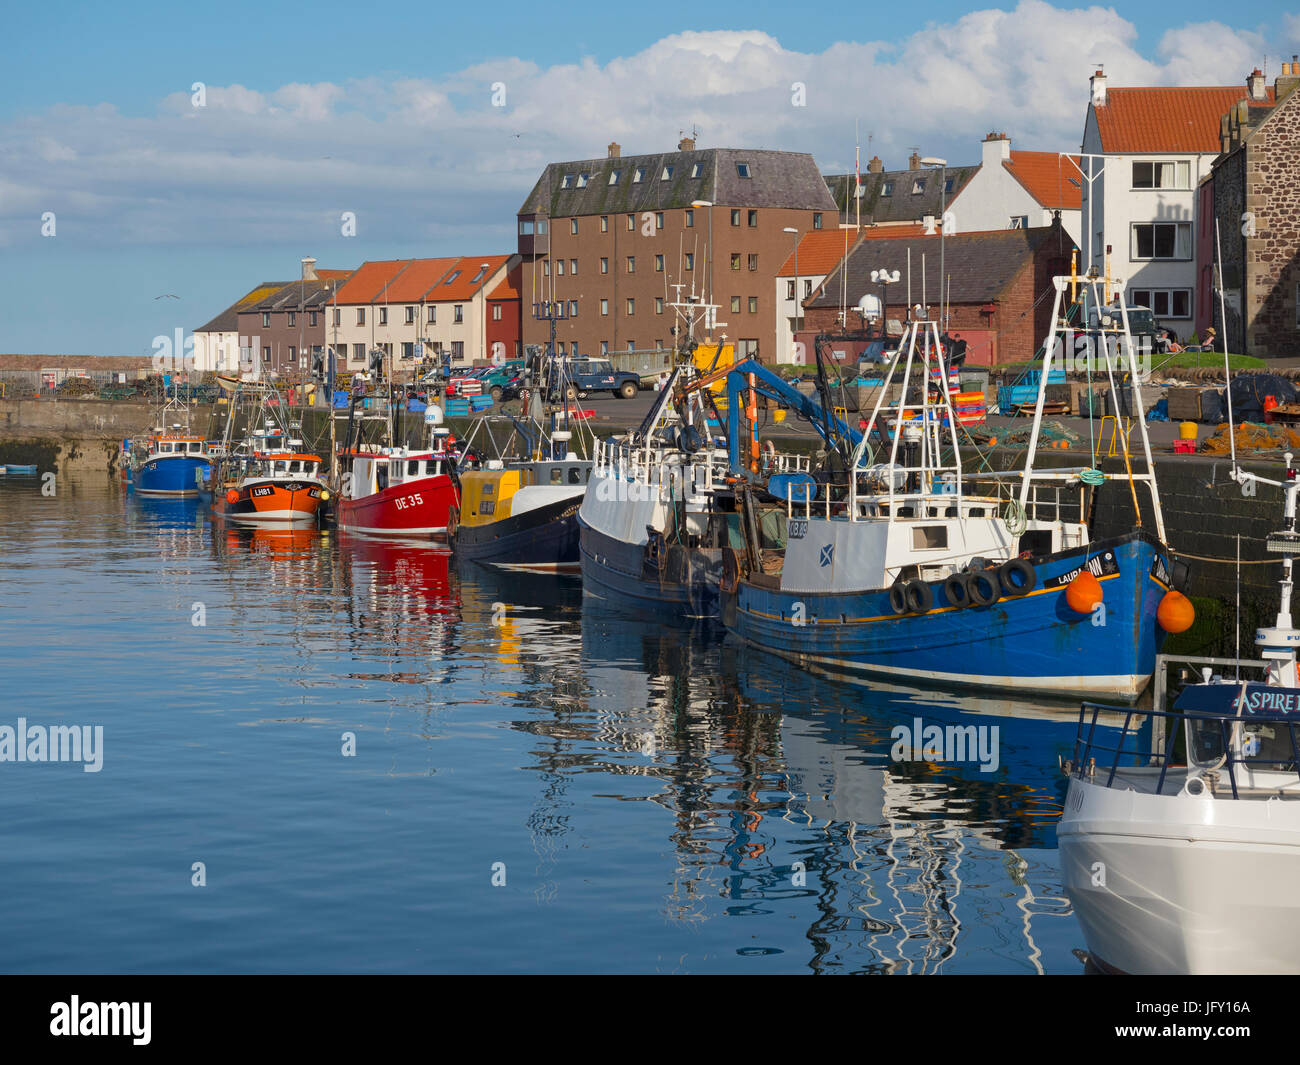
[559, 358, 640, 400]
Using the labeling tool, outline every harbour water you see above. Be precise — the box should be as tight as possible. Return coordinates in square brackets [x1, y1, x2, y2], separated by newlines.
[0, 474, 1106, 974]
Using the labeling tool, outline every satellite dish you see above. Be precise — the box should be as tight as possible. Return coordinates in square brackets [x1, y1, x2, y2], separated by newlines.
[857, 294, 883, 319]
[424, 404, 444, 425]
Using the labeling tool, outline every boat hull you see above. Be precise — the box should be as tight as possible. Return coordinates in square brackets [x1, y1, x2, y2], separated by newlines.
[336, 476, 457, 538]
[454, 495, 582, 572]
[135, 455, 211, 497]
[577, 517, 722, 617]
[1059, 774, 1300, 974]
[723, 531, 1171, 701]
[212, 479, 325, 524]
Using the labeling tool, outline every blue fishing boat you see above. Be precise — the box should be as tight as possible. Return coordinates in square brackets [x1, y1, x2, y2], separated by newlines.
[1, 464, 37, 475]
[720, 270, 1193, 702]
[124, 383, 211, 496]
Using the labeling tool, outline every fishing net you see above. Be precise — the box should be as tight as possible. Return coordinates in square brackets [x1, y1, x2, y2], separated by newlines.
[1200, 421, 1300, 455]
[966, 419, 1081, 451]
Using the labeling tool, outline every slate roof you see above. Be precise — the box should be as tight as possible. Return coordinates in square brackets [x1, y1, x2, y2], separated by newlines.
[248, 277, 351, 313]
[1093, 86, 1275, 153]
[518, 148, 837, 217]
[806, 223, 1075, 310]
[824, 166, 979, 223]
[195, 282, 291, 333]
[1005, 151, 1082, 210]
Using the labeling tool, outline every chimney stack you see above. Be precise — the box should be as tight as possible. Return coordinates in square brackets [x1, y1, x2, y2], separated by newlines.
[607, 141, 621, 159]
[981, 130, 1012, 166]
[908, 151, 921, 170]
[1247, 68, 1267, 100]
[1090, 68, 1107, 106]
[1277, 57, 1300, 103]
[678, 136, 695, 151]
[868, 155, 883, 173]
[301, 257, 317, 281]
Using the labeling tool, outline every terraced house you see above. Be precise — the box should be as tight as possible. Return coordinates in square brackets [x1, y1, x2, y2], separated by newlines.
[516, 138, 838, 361]
[232, 259, 353, 377]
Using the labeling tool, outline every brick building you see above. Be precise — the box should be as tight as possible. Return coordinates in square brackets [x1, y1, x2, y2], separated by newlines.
[1206, 61, 1300, 356]
[233, 259, 352, 378]
[515, 139, 837, 361]
[800, 220, 1077, 367]
[485, 264, 522, 361]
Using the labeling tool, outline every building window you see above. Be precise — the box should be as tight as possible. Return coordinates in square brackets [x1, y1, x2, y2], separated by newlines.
[684, 253, 694, 270]
[353, 343, 365, 361]
[543, 261, 550, 276]
[633, 167, 646, 183]
[519, 219, 535, 235]
[1009, 215, 1028, 229]
[557, 260, 565, 276]
[882, 181, 894, 196]
[944, 177, 954, 194]
[536, 220, 547, 234]
[566, 300, 576, 317]
[748, 296, 758, 313]
[601, 215, 609, 232]
[600, 341, 609, 354]
[654, 254, 664, 272]
[451, 341, 464, 359]
[685, 208, 694, 228]
[626, 213, 635, 231]
[608, 171, 620, 186]
[600, 257, 608, 274]
[570, 218, 578, 234]
[287, 346, 296, 362]
[405, 306, 415, 324]
[655, 297, 664, 314]
[1131, 222, 1192, 261]
[356, 308, 365, 325]
[748, 254, 758, 271]
[730, 209, 741, 226]
[748, 210, 758, 227]
[570, 259, 577, 274]
[577, 173, 590, 189]
[262, 312, 270, 327]
[557, 342, 565, 355]
[627, 340, 635, 351]
[813, 213, 823, 230]
[454, 305, 464, 324]
[655, 211, 664, 230]
[803, 279, 812, 299]
[626, 298, 635, 315]
[560, 174, 573, 189]
[401, 342, 413, 358]
[309, 311, 318, 327]
[690, 162, 703, 178]
[287, 311, 296, 327]
[1129, 289, 1192, 319]
[736, 162, 751, 178]
[912, 178, 926, 194]
[786, 280, 796, 300]
[427, 306, 436, 323]
[730, 253, 741, 271]
[738, 339, 758, 357]
[627, 256, 635, 273]
[661, 165, 673, 181]
[492, 305, 502, 321]
[333, 309, 341, 327]
[600, 299, 609, 316]
[378, 307, 388, 326]
[1132, 160, 1191, 190]
[445, 270, 461, 285]
[730, 296, 741, 313]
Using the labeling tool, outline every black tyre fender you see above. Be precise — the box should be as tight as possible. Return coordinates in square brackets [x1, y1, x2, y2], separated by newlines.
[888, 583, 908, 615]
[943, 573, 971, 609]
[967, 569, 1000, 607]
[998, 558, 1037, 597]
[904, 579, 933, 614]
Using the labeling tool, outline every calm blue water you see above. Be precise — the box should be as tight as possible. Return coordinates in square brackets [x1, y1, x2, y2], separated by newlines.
[0, 474, 1096, 973]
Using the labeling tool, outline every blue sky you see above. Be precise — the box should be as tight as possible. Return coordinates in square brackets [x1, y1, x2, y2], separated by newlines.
[2, 1, 1297, 355]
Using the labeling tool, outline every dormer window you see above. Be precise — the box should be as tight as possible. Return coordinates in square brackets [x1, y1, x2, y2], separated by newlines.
[690, 162, 703, 178]
[576, 172, 590, 188]
[608, 170, 621, 185]
[560, 174, 574, 189]
[633, 167, 646, 183]
[881, 182, 893, 196]
[736, 162, 751, 178]
[912, 178, 926, 194]
[661, 165, 674, 180]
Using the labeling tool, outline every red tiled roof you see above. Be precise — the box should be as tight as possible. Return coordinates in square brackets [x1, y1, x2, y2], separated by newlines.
[315, 268, 354, 281]
[382, 257, 460, 301]
[1094, 86, 1274, 153]
[487, 264, 522, 301]
[434, 254, 514, 301]
[777, 230, 859, 277]
[333, 260, 410, 304]
[1005, 151, 1082, 210]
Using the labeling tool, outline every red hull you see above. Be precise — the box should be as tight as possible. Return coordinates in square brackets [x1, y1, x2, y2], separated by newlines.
[336, 475, 458, 538]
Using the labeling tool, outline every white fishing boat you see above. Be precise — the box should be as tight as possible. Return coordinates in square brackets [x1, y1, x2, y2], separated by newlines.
[1059, 452, 1300, 974]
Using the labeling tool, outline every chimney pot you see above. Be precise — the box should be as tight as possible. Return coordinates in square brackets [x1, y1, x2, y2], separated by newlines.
[678, 136, 695, 152]
[607, 141, 621, 159]
[868, 155, 883, 173]
[908, 151, 921, 170]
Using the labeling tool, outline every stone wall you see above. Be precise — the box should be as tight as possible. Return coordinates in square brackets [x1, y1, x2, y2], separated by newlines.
[1245, 86, 1300, 356]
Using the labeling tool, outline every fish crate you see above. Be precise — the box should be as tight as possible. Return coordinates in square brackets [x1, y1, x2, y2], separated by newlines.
[1173, 439, 1197, 454]
[445, 399, 470, 417]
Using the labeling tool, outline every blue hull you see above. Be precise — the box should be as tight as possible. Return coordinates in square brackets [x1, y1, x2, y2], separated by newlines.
[136, 456, 210, 496]
[454, 497, 581, 572]
[578, 519, 721, 618]
[723, 532, 1172, 702]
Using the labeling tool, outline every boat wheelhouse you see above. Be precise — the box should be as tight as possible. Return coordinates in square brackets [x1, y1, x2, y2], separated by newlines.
[128, 430, 211, 496]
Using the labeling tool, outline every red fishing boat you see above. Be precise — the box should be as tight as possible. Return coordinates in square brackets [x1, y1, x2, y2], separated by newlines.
[335, 438, 459, 538]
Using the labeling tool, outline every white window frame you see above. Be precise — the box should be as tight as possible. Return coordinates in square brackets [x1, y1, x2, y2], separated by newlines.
[1131, 222, 1193, 262]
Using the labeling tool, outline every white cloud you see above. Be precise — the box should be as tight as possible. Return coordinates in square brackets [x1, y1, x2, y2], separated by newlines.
[0, 2, 1279, 252]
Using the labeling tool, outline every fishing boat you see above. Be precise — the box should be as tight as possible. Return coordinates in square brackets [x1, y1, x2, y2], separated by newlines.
[123, 379, 212, 496]
[1059, 453, 1300, 974]
[2, 464, 36, 476]
[719, 270, 1192, 701]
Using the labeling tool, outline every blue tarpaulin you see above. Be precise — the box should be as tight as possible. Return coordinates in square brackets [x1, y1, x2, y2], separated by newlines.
[1146, 398, 1169, 422]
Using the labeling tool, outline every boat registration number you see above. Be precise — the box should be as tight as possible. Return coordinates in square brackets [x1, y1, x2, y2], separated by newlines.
[789, 519, 809, 539]
[250, 485, 275, 497]
[394, 493, 424, 510]
[1045, 551, 1119, 588]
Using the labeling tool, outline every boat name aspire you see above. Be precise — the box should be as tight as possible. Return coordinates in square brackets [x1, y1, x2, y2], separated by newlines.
[0, 718, 103, 772]
[890, 718, 999, 773]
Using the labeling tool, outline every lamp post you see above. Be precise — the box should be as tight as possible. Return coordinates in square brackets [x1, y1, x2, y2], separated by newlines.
[691, 199, 714, 334]
[920, 157, 947, 329]
[783, 226, 800, 358]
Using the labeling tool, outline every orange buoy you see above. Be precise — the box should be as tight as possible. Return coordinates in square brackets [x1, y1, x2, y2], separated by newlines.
[1065, 570, 1104, 614]
[225, 488, 239, 505]
[1157, 590, 1196, 633]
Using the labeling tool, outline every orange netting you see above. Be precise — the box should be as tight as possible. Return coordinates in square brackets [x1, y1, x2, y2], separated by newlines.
[1200, 422, 1300, 454]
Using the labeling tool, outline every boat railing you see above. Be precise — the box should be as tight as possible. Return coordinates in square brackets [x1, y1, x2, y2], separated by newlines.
[1068, 701, 1300, 800]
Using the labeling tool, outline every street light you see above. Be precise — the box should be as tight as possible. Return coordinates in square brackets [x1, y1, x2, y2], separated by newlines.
[919, 157, 947, 329]
[691, 199, 714, 332]
[783, 226, 800, 353]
